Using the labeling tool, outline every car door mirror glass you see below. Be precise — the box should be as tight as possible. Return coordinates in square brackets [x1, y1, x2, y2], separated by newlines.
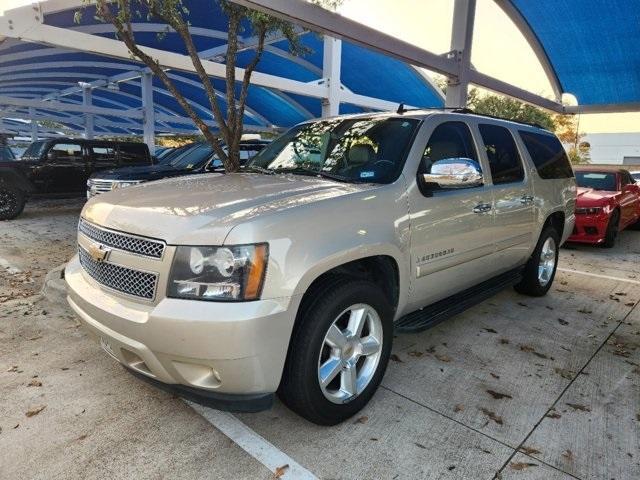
[46, 151, 57, 162]
[422, 158, 483, 189]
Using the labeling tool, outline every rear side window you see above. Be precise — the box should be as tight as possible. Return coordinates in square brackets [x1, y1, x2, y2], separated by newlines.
[519, 131, 573, 179]
[118, 144, 148, 165]
[50, 143, 82, 158]
[478, 124, 524, 185]
[91, 146, 116, 164]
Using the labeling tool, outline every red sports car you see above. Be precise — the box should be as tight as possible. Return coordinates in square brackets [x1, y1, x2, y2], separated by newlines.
[568, 166, 640, 247]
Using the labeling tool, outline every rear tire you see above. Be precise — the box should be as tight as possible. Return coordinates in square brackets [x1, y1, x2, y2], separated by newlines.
[514, 225, 560, 297]
[602, 210, 620, 248]
[0, 183, 26, 221]
[278, 278, 393, 425]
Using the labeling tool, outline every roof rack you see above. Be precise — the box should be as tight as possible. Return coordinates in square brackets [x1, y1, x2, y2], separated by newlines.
[395, 104, 549, 131]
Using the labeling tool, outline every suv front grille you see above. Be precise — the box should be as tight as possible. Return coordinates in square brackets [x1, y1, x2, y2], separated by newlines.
[78, 218, 165, 259]
[87, 179, 115, 197]
[78, 247, 157, 300]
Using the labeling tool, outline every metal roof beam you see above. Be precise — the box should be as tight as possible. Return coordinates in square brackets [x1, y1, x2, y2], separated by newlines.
[228, 0, 565, 113]
[494, 0, 564, 102]
[564, 103, 640, 114]
[0, 95, 144, 118]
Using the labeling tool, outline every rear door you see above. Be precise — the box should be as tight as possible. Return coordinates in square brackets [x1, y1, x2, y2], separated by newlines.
[619, 171, 640, 226]
[477, 123, 536, 270]
[89, 144, 118, 174]
[42, 141, 87, 193]
[407, 119, 496, 309]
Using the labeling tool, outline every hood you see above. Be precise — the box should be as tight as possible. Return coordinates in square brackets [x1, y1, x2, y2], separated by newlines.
[575, 187, 618, 206]
[91, 164, 188, 182]
[82, 173, 376, 245]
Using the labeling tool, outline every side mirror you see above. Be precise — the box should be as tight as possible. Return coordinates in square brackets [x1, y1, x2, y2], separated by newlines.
[422, 158, 483, 189]
[46, 151, 57, 161]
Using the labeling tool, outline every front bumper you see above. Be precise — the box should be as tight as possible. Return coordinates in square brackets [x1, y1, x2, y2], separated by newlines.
[567, 213, 608, 244]
[65, 255, 296, 404]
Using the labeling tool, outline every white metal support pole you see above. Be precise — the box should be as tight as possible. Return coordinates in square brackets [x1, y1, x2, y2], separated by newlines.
[445, 0, 477, 109]
[141, 71, 156, 154]
[82, 85, 94, 139]
[29, 107, 38, 141]
[321, 35, 342, 117]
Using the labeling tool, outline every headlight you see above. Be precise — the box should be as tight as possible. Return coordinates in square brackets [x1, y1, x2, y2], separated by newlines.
[575, 207, 602, 215]
[168, 244, 268, 301]
[113, 180, 142, 189]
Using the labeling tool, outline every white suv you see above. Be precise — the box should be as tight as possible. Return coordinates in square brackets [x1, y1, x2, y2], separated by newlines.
[66, 111, 576, 425]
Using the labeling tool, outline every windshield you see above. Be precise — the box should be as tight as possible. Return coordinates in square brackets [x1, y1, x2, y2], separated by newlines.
[21, 141, 48, 160]
[169, 144, 213, 169]
[575, 171, 618, 191]
[0, 145, 15, 161]
[248, 117, 420, 183]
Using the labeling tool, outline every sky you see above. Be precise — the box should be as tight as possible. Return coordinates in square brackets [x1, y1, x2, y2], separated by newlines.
[2, 0, 638, 134]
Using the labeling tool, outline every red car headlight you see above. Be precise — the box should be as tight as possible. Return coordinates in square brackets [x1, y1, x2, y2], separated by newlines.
[575, 207, 603, 215]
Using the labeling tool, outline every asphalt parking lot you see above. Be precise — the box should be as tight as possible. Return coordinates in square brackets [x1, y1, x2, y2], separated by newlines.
[1, 198, 639, 480]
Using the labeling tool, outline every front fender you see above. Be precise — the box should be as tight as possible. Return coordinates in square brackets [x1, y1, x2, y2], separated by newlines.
[0, 168, 34, 193]
[222, 182, 412, 318]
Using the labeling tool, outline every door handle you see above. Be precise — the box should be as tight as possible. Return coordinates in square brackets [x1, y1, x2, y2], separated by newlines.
[520, 195, 534, 205]
[473, 203, 492, 214]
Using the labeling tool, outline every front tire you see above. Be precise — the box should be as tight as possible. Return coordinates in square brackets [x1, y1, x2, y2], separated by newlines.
[602, 210, 620, 248]
[514, 225, 560, 297]
[0, 183, 26, 221]
[278, 278, 393, 425]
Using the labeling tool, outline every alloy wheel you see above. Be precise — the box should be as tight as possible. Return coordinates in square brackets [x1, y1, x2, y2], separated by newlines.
[537, 237, 556, 286]
[317, 304, 383, 404]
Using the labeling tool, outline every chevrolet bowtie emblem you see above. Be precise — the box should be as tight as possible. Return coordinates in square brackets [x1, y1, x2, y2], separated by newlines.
[87, 242, 111, 263]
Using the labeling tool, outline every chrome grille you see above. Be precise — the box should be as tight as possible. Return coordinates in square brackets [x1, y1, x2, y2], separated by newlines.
[87, 179, 115, 197]
[78, 247, 157, 300]
[78, 219, 165, 259]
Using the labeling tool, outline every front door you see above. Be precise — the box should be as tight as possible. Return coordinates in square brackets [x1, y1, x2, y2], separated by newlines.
[619, 171, 640, 227]
[42, 142, 87, 194]
[477, 123, 536, 270]
[407, 120, 495, 310]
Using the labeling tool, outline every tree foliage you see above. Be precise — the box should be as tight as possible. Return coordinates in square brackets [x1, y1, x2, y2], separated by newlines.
[81, 0, 338, 172]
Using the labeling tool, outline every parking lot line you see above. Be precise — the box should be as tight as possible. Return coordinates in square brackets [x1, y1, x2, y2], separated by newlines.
[186, 401, 318, 480]
[557, 267, 640, 285]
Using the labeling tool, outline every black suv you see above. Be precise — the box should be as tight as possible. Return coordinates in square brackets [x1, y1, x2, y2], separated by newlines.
[87, 140, 269, 197]
[0, 138, 152, 220]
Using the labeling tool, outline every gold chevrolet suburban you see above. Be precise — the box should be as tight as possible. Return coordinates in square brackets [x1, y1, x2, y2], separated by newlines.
[65, 111, 576, 425]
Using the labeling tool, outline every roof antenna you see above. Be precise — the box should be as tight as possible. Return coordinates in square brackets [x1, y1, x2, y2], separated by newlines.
[396, 102, 406, 114]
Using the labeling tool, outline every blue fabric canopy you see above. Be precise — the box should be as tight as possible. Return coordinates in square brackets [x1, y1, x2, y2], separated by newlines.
[0, 2, 444, 136]
[510, 0, 640, 106]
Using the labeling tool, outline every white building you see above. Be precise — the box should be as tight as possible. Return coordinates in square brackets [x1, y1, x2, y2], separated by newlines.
[583, 132, 640, 165]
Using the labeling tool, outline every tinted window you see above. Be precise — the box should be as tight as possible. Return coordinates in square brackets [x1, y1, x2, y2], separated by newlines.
[422, 121, 478, 168]
[118, 144, 148, 164]
[91, 146, 116, 163]
[479, 124, 524, 185]
[170, 144, 213, 169]
[0, 145, 15, 160]
[419, 121, 480, 191]
[519, 130, 573, 179]
[50, 143, 82, 158]
[575, 171, 617, 191]
[632, 172, 640, 181]
[21, 141, 49, 160]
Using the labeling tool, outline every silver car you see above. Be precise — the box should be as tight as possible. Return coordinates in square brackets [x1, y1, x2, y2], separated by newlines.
[65, 111, 576, 425]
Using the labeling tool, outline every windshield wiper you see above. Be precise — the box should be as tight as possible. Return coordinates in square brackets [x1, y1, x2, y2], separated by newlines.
[243, 165, 276, 175]
[276, 167, 353, 183]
